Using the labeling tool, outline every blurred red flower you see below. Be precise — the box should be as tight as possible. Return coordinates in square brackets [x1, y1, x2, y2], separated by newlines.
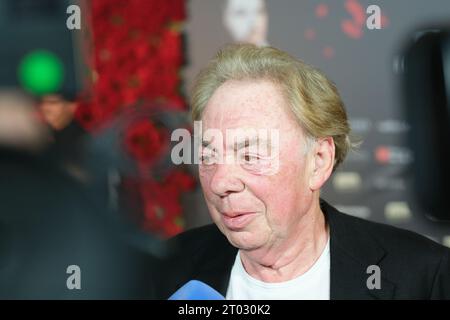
[123, 119, 168, 166]
[139, 170, 196, 237]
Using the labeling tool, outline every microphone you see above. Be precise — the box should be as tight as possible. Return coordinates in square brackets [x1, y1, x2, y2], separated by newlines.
[168, 280, 225, 300]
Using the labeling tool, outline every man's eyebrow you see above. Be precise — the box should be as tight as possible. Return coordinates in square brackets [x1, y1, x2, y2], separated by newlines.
[201, 136, 272, 150]
[233, 137, 270, 151]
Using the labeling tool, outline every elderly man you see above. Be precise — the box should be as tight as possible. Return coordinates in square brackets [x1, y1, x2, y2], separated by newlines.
[158, 44, 450, 299]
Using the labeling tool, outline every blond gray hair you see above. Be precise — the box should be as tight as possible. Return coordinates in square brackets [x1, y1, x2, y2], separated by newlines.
[191, 43, 353, 170]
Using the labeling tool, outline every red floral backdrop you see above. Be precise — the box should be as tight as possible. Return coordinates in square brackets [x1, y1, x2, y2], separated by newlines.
[75, 0, 195, 238]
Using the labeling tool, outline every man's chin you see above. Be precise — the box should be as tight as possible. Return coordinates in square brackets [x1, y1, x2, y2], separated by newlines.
[224, 229, 265, 251]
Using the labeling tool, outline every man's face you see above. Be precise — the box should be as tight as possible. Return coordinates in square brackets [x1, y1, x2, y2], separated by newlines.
[199, 80, 316, 251]
[39, 95, 77, 131]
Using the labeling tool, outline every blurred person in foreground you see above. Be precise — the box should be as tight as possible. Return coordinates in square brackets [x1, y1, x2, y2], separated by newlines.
[157, 44, 450, 300]
[38, 94, 87, 177]
[0, 91, 159, 299]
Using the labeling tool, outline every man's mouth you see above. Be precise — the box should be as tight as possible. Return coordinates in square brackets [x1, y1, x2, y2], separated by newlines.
[221, 212, 256, 230]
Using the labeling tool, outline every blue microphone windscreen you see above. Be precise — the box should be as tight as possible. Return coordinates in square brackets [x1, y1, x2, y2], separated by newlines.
[168, 280, 225, 300]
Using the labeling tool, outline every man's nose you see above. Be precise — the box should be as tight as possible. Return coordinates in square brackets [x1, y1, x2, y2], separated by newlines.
[209, 163, 245, 197]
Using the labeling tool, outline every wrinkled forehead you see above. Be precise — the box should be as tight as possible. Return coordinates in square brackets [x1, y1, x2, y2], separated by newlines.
[201, 80, 297, 132]
[200, 80, 302, 149]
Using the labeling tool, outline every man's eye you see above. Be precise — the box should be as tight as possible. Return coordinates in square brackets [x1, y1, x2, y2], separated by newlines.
[243, 154, 260, 163]
[201, 155, 216, 165]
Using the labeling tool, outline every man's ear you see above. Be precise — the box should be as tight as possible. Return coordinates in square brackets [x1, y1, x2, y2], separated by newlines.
[309, 137, 335, 191]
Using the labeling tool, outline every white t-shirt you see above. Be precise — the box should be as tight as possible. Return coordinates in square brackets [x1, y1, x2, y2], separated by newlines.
[225, 238, 330, 300]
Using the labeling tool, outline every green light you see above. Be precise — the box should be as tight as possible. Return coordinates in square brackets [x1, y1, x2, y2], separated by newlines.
[17, 50, 64, 96]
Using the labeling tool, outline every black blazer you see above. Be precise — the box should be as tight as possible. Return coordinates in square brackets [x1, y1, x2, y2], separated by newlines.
[156, 200, 450, 299]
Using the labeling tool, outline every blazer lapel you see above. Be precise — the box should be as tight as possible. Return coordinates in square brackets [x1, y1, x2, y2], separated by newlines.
[330, 243, 396, 299]
[323, 200, 396, 299]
